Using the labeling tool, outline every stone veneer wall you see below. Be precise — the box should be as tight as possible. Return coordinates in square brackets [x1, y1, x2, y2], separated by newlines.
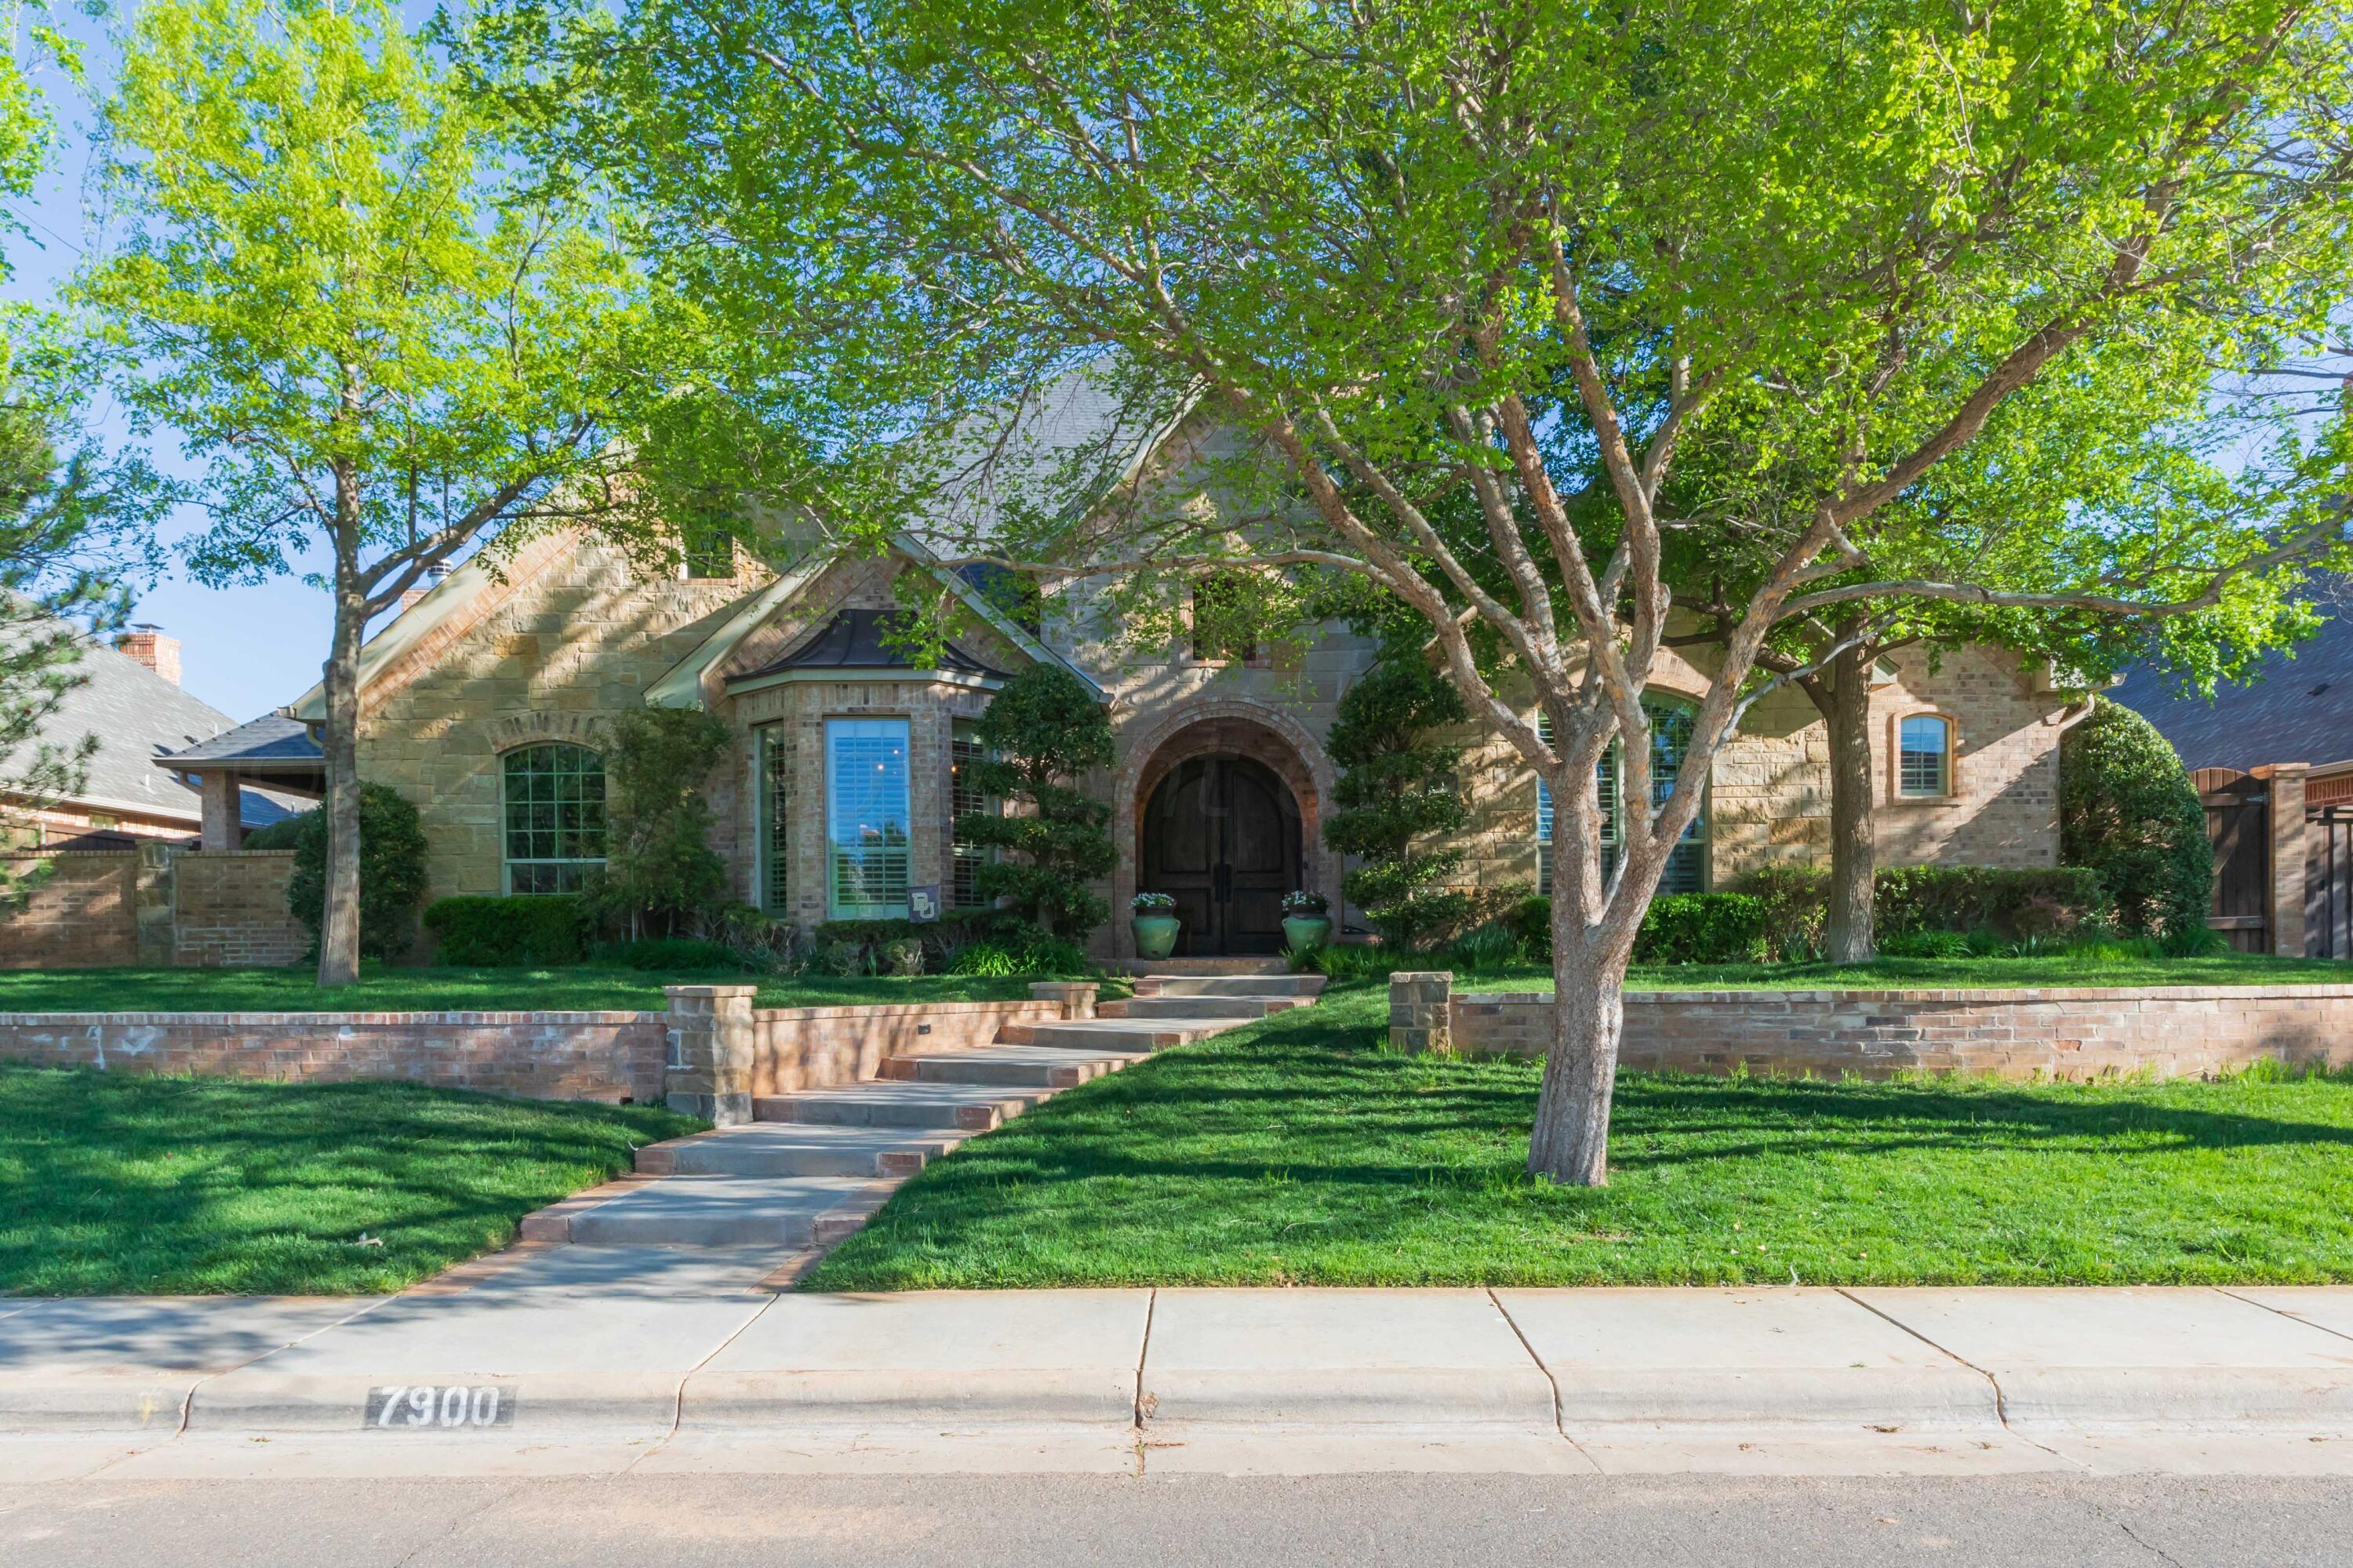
[746, 998, 1058, 1097]
[1425, 977, 2353, 1079]
[0, 1010, 667, 1101]
[171, 849, 304, 968]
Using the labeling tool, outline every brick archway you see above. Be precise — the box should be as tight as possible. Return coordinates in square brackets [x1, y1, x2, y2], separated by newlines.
[1111, 701, 1340, 960]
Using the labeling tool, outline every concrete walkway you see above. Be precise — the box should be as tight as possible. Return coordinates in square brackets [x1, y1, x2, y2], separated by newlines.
[13, 1279, 2353, 1479]
[521, 967, 1322, 1255]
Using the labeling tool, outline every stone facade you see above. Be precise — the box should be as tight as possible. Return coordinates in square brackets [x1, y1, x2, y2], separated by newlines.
[1407, 972, 2353, 1079]
[324, 445, 2071, 965]
[0, 1009, 667, 1101]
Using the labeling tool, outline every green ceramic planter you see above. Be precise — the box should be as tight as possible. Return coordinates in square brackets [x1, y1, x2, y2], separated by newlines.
[1282, 915, 1333, 953]
[1132, 913, 1181, 960]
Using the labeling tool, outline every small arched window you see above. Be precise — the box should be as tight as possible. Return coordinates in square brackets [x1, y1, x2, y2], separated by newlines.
[1897, 714, 1955, 799]
[503, 744, 607, 893]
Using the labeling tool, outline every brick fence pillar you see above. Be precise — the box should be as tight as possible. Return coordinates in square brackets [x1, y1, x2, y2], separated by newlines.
[2266, 762, 2311, 958]
[1387, 970, 1454, 1054]
[664, 984, 758, 1126]
[1029, 980, 1100, 1020]
[133, 842, 176, 966]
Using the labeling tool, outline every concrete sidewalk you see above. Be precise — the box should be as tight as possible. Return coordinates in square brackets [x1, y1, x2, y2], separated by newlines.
[11, 1266, 2353, 1479]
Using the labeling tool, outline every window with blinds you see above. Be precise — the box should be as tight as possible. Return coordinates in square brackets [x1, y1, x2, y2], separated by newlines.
[758, 726, 790, 911]
[950, 719, 992, 908]
[825, 718, 911, 919]
[1536, 700, 1706, 896]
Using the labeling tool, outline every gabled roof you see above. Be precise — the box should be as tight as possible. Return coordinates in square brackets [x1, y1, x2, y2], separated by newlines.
[727, 606, 1013, 685]
[2111, 580, 2353, 773]
[0, 619, 257, 825]
[649, 534, 1106, 708]
[159, 713, 323, 769]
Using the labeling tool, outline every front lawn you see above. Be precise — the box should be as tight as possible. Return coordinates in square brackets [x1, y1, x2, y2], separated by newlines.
[0, 1065, 701, 1294]
[1624, 951, 2340, 991]
[806, 982, 2353, 1290]
[0, 966, 1081, 1014]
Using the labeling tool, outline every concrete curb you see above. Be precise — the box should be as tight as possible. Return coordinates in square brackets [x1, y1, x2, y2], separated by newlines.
[0, 1371, 201, 1435]
[187, 1373, 687, 1438]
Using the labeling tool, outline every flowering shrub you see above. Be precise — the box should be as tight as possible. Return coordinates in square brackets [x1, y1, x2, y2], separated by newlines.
[1281, 890, 1329, 915]
[1131, 891, 1177, 913]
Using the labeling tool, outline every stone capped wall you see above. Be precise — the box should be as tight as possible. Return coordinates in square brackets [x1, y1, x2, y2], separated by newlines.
[172, 849, 304, 967]
[0, 1010, 667, 1101]
[1435, 980, 2353, 1079]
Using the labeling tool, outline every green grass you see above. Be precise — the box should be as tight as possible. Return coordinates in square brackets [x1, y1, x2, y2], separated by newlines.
[0, 1065, 701, 1295]
[1599, 951, 2340, 991]
[0, 966, 1080, 1013]
[806, 984, 2353, 1290]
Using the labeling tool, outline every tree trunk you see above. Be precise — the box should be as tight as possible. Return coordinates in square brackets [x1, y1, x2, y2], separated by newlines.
[1527, 900, 1631, 1184]
[315, 467, 365, 988]
[1824, 640, 1876, 964]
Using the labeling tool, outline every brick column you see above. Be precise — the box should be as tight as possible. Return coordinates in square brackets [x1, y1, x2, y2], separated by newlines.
[133, 840, 176, 966]
[2267, 762, 2311, 957]
[664, 984, 758, 1126]
[1387, 970, 1453, 1054]
[1030, 980, 1099, 1020]
[199, 771, 243, 852]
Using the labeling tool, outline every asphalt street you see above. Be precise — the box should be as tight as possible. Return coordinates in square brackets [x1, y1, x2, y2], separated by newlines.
[6, 1473, 2353, 1567]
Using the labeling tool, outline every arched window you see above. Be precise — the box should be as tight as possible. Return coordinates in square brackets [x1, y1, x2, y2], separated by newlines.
[1537, 697, 1707, 896]
[503, 744, 607, 893]
[1897, 713, 1955, 799]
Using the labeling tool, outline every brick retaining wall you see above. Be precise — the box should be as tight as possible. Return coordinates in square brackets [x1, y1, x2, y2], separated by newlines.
[0, 1011, 667, 1102]
[1413, 975, 2353, 1079]
[747, 999, 1059, 1096]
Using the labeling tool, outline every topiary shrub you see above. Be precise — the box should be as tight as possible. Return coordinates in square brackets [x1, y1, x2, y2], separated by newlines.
[2061, 697, 2213, 943]
[596, 706, 733, 937]
[957, 665, 1117, 941]
[289, 783, 429, 962]
[1631, 893, 1769, 965]
[1324, 655, 1473, 948]
[422, 893, 588, 966]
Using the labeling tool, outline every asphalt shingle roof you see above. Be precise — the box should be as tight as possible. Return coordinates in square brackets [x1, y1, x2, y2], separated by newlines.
[2111, 580, 2353, 773]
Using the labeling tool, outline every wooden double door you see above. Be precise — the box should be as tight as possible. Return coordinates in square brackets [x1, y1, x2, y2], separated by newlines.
[1140, 755, 1302, 956]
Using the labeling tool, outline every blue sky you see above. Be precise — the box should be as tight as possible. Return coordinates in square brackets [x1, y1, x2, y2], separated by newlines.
[4, 11, 358, 724]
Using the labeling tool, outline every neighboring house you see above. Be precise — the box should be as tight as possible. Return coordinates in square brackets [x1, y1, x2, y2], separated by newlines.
[161, 369, 2085, 960]
[0, 624, 304, 850]
[2109, 580, 2353, 795]
[2111, 580, 2353, 959]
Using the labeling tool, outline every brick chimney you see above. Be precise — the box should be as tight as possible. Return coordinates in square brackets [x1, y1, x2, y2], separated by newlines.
[116, 624, 180, 686]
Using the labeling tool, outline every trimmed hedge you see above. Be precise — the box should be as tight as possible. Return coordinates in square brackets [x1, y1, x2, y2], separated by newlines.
[1631, 893, 1769, 965]
[1511, 864, 2115, 966]
[421, 894, 588, 966]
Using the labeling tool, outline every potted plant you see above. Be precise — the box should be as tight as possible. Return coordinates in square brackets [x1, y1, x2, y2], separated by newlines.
[1131, 891, 1180, 959]
[1281, 890, 1332, 953]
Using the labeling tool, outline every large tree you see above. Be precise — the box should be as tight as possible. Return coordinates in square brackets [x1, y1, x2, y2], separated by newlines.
[529, 0, 2350, 1181]
[78, 0, 676, 984]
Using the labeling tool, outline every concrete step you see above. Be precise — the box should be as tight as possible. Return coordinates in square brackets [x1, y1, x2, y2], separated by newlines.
[566, 1173, 878, 1246]
[638, 1122, 963, 1179]
[1108, 995, 1310, 1020]
[755, 1080, 1052, 1130]
[1136, 974, 1327, 998]
[1027, 1017, 1245, 1051]
[882, 1045, 1149, 1088]
[1115, 957, 1289, 977]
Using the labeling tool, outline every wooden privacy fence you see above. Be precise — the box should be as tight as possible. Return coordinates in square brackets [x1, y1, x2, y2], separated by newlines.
[2194, 762, 2351, 961]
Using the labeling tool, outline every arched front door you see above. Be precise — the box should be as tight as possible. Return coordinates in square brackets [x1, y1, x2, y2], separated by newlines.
[1140, 754, 1302, 956]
